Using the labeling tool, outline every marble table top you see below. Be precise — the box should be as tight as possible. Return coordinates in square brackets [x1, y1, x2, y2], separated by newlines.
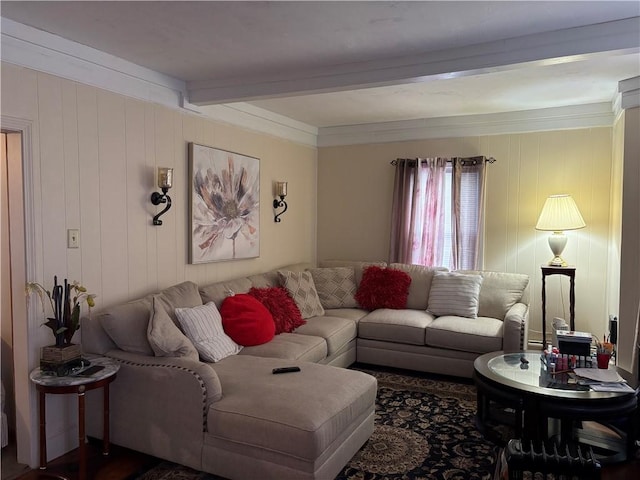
[30, 355, 119, 387]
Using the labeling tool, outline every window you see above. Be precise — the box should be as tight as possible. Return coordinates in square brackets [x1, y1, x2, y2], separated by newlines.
[389, 158, 486, 271]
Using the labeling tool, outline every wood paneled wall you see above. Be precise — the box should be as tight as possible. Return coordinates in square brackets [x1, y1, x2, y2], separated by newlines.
[2, 62, 317, 463]
[318, 128, 618, 343]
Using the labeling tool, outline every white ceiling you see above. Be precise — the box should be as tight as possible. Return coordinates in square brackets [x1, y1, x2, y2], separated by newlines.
[1, 1, 639, 129]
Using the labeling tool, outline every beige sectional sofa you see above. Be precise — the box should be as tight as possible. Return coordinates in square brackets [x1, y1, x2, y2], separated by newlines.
[82, 260, 529, 480]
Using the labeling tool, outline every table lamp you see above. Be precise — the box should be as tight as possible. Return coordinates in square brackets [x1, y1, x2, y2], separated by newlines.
[535, 194, 585, 266]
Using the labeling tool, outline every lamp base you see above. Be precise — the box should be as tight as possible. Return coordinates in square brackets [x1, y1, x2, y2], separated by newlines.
[547, 232, 568, 267]
[548, 256, 568, 267]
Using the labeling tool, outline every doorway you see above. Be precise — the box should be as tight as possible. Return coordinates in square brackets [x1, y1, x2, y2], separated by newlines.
[1, 118, 36, 472]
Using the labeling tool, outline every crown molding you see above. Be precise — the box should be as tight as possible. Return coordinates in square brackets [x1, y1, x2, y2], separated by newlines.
[316, 103, 615, 147]
[197, 103, 318, 147]
[0, 17, 319, 147]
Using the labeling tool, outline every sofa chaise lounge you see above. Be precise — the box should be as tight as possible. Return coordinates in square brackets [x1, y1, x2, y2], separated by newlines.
[82, 260, 529, 479]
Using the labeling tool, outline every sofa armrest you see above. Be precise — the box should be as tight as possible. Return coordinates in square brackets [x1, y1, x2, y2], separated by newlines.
[87, 350, 222, 469]
[502, 302, 529, 353]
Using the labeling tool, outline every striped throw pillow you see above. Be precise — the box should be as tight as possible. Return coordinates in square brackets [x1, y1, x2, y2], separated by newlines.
[175, 302, 241, 362]
[427, 272, 483, 318]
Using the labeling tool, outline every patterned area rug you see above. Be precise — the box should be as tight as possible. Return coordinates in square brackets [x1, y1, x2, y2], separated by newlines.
[133, 365, 499, 480]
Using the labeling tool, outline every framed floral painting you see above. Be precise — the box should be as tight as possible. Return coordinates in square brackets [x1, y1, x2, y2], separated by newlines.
[188, 143, 260, 263]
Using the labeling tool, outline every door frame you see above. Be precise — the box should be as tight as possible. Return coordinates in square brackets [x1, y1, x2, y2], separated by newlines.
[2, 115, 37, 467]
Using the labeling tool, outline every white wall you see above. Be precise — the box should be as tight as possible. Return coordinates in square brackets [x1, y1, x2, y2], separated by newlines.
[317, 128, 617, 344]
[1, 62, 317, 465]
[618, 107, 640, 373]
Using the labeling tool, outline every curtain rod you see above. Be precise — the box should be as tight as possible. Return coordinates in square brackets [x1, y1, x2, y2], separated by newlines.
[390, 156, 496, 165]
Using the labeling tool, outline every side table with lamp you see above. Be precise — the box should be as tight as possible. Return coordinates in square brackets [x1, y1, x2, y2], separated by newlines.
[536, 194, 585, 346]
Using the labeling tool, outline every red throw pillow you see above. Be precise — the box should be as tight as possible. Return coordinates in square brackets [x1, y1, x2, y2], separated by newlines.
[355, 266, 412, 310]
[220, 294, 275, 346]
[247, 287, 305, 334]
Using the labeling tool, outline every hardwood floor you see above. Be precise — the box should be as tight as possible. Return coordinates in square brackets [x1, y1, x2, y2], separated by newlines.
[12, 439, 160, 480]
[12, 437, 640, 480]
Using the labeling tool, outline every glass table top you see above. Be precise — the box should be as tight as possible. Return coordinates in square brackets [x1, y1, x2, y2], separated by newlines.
[476, 351, 638, 400]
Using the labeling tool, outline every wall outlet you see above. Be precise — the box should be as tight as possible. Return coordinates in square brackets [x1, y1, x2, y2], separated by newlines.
[67, 229, 80, 248]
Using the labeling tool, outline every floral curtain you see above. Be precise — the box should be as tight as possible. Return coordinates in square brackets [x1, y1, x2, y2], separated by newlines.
[389, 157, 486, 270]
[389, 158, 448, 265]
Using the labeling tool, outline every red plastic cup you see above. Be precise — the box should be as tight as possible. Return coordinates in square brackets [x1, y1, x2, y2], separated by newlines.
[596, 352, 611, 369]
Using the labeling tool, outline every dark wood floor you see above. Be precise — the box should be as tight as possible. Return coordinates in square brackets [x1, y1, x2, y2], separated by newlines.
[13, 438, 160, 480]
[12, 437, 640, 480]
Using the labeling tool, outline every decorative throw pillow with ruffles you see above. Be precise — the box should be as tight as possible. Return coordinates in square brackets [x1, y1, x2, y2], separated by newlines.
[248, 287, 305, 334]
[354, 265, 412, 310]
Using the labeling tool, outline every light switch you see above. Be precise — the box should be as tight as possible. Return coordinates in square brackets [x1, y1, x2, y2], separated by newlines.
[67, 229, 80, 248]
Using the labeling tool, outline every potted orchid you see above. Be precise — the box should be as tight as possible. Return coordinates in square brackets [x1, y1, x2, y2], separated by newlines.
[26, 276, 96, 352]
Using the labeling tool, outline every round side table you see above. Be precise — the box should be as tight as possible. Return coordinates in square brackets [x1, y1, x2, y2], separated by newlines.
[30, 356, 119, 480]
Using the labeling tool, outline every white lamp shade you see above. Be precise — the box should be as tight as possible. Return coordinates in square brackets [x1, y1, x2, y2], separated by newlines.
[535, 194, 585, 232]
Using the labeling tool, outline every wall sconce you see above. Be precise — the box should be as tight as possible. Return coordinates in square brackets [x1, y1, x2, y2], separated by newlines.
[273, 181, 288, 222]
[151, 167, 173, 226]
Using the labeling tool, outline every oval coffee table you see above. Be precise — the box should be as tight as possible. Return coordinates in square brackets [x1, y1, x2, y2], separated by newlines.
[473, 350, 638, 463]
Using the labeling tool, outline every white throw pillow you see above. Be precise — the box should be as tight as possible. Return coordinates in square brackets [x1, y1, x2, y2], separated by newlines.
[175, 302, 241, 362]
[427, 272, 483, 318]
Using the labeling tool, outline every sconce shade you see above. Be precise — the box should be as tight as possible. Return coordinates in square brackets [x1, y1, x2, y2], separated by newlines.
[536, 194, 585, 266]
[535, 194, 585, 231]
[158, 167, 173, 189]
[276, 182, 288, 197]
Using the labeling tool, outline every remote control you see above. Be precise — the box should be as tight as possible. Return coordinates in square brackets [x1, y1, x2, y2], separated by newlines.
[272, 366, 301, 374]
[76, 365, 105, 376]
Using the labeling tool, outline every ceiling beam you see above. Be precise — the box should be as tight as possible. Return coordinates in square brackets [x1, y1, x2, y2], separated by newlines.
[187, 17, 640, 105]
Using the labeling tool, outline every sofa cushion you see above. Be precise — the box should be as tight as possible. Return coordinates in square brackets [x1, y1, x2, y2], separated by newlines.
[238, 333, 327, 362]
[147, 296, 199, 360]
[309, 267, 357, 309]
[207, 356, 377, 462]
[247, 271, 279, 288]
[247, 286, 305, 334]
[175, 302, 242, 362]
[278, 270, 325, 319]
[294, 315, 357, 356]
[458, 270, 529, 319]
[389, 263, 448, 310]
[99, 297, 154, 355]
[323, 308, 370, 322]
[319, 260, 387, 286]
[220, 294, 275, 346]
[358, 309, 436, 345]
[425, 315, 503, 353]
[155, 281, 203, 324]
[355, 266, 411, 310]
[199, 277, 253, 309]
[427, 272, 483, 318]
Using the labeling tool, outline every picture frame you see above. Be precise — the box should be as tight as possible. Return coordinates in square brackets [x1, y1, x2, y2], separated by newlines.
[188, 143, 260, 264]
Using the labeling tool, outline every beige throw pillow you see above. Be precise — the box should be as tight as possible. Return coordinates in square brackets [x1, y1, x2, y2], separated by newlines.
[309, 267, 357, 309]
[147, 296, 199, 361]
[458, 270, 529, 319]
[278, 270, 325, 319]
[175, 302, 242, 362]
[427, 272, 483, 318]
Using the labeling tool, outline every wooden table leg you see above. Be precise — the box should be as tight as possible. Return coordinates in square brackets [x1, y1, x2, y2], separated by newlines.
[39, 388, 47, 469]
[103, 382, 110, 455]
[78, 386, 86, 480]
